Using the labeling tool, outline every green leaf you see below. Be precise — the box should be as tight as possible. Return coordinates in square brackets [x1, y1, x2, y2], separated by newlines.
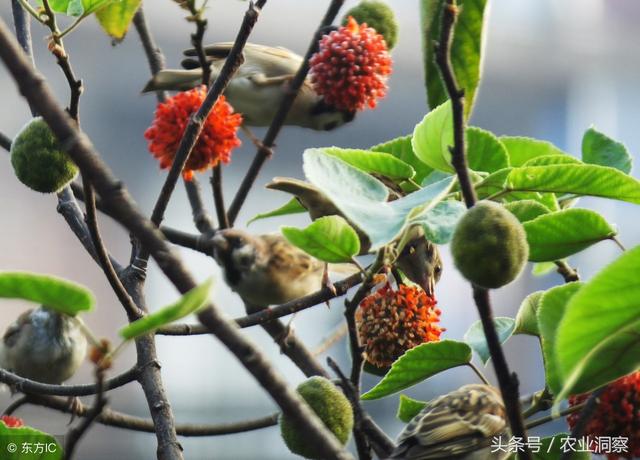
[281, 216, 360, 263]
[537, 283, 583, 395]
[371, 135, 434, 184]
[504, 200, 551, 223]
[409, 200, 466, 244]
[523, 154, 582, 167]
[47, 0, 112, 16]
[474, 168, 512, 198]
[582, 126, 633, 174]
[500, 136, 567, 167]
[119, 278, 213, 340]
[531, 262, 557, 277]
[323, 147, 415, 180]
[82, 0, 113, 14]
[95, 0, 142, 39]
[248, 198, 307, 224]
[412, 101, 454, 173]
[507, 164, 640, 204]
[556, 246, 640, 398]
[466, 127, 509, 173]
[523, 209, 617, 262]
[396, 394, 427, 423]
[463, 317, 515, 364]
[514, 291, 544, 336]
[0, 422, 63, 459]
[420, 0, 488, 119]
[0, 272, 94, 315]
[361, 340, 472, 400]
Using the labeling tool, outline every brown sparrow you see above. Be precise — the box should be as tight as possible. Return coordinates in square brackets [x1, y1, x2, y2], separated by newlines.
[0, 306, 87, 384]
[390, 384, 509, 460]
[143, 42, 355, 131]
[266, 177, 443, 296]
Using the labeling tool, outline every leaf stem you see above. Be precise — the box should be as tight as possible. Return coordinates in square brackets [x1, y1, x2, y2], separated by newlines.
[467, 362, 490, 385]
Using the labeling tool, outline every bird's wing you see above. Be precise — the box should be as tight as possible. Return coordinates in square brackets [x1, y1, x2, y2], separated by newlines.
[2, 309, 33, 348]
[262, 234, 324, 280]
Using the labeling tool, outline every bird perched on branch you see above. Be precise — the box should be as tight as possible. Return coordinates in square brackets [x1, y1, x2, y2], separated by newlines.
[266, 177, 443, 296]
[210, 228, 357, 308]
[390, 384, 509, 460]
[0, 306, 87, 384]
[143, 42, 355, 131]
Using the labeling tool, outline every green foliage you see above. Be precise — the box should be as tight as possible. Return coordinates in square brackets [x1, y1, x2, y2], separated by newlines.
[95, 0, 142, 40]
[47, 0, 114, 16]
[451, 201, 529, 289]
[119, 278, 213, 340]
[412, 100, 454, 172]
[342, 0, 399, 49]
[281, 216, 360, 263]
[555, 246, 640, 398]
[361, 340, 472, 400]
[466, 127, 510, 173]
[504, 200, 551, 223]
[248, 198, 306, 224]
[523, 209, 617, 262]
[582, 126, 633, 174]
[514, 290, 544, 336]
[396, 394, 427, 423]
[371, 135, 434, 184]
[420, 0, 487, 119]
[10, 118, 78, 194]
[411, 200, 466, 244]
[0, 421, 62, 459]
[280, 377, 353, 459]
[323, 147, 415, 180]
[463, 317, 515, 364]
[500, 136, 567, 167]
[0, 271, 94, 315]
[537, 282, 583, 395]
[531, 261, 557, 277]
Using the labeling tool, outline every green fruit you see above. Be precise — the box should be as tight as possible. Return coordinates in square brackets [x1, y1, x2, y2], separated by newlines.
[280, 376, 354, 459]
[343, 1, 399, 49]
[10, 117, 78, 193]
[451, 201, 529, 289]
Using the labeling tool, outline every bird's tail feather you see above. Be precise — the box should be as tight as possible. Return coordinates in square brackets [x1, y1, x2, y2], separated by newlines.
[142, 69, 203, 93]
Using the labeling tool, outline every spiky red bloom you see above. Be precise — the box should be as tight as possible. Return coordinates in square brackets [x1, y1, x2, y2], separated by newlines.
[567, 372, 640, 459]
[310, 16, 392, 112]
[0, 415, 24, 428]
[144, 87, 242, 180]
[356, 283, 443, 368]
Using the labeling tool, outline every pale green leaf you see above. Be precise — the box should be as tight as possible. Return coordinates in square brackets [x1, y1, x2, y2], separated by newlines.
[409, 200, 466, 244]
[466, 127, 509, 173]
[371, 135, 434, 184]
[248, 198, 307, 224]
[95, 0, 142, 39]
[531, 262, 557, 277]
[281, 216, 360, 263]
[397, 394, 427, 423]
[582, 126, 633, 174]
[500, 136, 567, 167]
[514, 291, 544, 336]
[412, 101, 454, 173]
[504, 200, 551, 223]
[463, 317, 515, 364]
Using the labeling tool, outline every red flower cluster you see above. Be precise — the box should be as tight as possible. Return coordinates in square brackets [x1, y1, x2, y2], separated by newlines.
[567, 371, 640, 459]
[144, 87, 242, 180]
[0, 415, 24, 428]
[356, 283, 443, 368]
[310, 16, 392, 112]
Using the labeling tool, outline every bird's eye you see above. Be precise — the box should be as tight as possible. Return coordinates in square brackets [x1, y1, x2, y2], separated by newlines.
[409, 246, 416, 255]
[435, 265, 442, 274]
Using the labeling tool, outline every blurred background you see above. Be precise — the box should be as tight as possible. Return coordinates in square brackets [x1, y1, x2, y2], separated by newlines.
[1, 0, 639, 458]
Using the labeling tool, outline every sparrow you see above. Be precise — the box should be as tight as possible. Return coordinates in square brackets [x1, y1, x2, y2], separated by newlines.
[0, 306, 87, 384]
[266, 177, 443, 296]
[390, 384, 509, 460]
[143, 42, 355, 131]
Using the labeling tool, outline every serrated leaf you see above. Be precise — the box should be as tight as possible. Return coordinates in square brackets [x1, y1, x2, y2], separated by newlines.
[537, 283, 583, 395]
[323, 147, 414, 180]
[582, 126, 632, 174]
[281, 216, 360, 263]
[119, 278, 213, 340]
[0, 272, 94, 315]
[412, 101, 454, 173]
[0, 422, 63, 459]
[361, 340, 472, 400]
[556, 246, 640, 399]
[95, 0, 142, 39]
[523, 209, 617, 262]
[397, 394, 427, 423]
[504, 200, 551, 223]
[514, 291, 544, 336]
[371, 135, 434, 184]
[420, 0, 487, 119]
[463, 317, 515, 364]
[409, 200, 466, 244]
[523, 154, 582, 167]
[531, 262, 557, 277]
[500, 136, 568, 167]
[466, 127, 509, 173]
[474, 168, 512, 198]
[507, 164, 640, 204]
[248, 198, 306, 224]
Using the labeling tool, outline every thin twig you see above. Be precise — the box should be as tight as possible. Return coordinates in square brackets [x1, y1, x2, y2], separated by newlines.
[555, 260, 580, 283]
[434, 3, 530, 458]
[10, 0, 37, 116]
[0, 131, 11, 151]
[312, 323, 348, 357]
[211, 164, 229, 228]
[525, 402, 586, 430]
[227, 0, 345, 224]
[184, 179, 215, 234]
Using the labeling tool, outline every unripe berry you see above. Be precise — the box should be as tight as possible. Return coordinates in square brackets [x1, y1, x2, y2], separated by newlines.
[10, 117, 78, 193]
[451, 201, 529, 289]
[343, 1, 399, 49]
[280, 376, 353, 459]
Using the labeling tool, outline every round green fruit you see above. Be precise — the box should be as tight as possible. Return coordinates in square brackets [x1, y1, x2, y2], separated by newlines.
[10, 117, 78, 194]
[280, 376, 354, 459]
[451, 201, 529, 289]
[343, 0, 398, 49]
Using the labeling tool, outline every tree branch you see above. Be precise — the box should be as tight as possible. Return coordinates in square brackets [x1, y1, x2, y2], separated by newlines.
[555, 260, 580, 283]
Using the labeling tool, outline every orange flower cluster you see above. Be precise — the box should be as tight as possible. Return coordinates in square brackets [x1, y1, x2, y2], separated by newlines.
[568, 371, 640, 459]
[356, 283, 443, 368]
[144, 87, 242, 180]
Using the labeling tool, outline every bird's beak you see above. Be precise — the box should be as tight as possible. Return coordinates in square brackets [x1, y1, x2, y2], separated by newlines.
[418, 272, 436, 298]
